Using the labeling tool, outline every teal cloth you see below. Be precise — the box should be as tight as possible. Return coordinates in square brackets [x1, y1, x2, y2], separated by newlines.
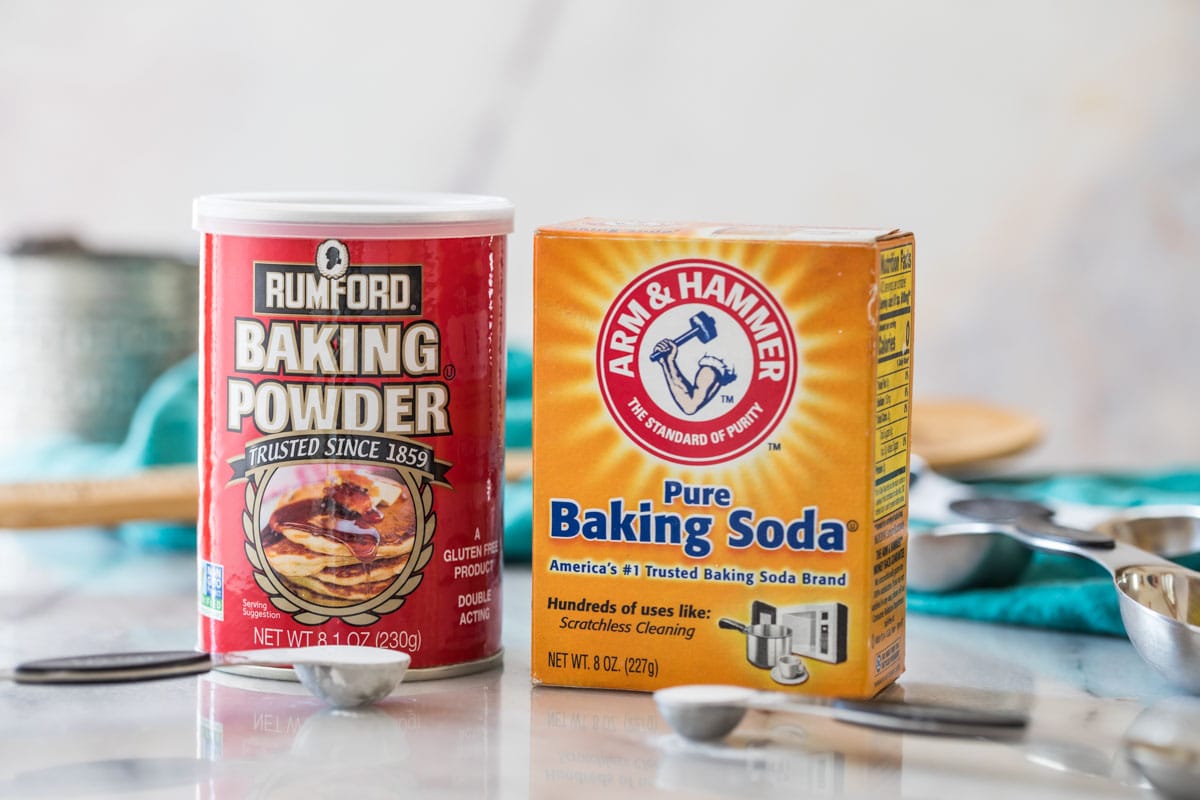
[503, 348, 534, 562]
[0, 355, 199, 549]
[907, 470, 1200, 636]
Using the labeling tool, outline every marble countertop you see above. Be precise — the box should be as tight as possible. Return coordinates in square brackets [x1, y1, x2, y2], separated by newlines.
[0, 529, 1189, 799]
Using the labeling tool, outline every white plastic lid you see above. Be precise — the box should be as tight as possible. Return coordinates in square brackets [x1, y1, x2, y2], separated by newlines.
[193, 191, 514, 239]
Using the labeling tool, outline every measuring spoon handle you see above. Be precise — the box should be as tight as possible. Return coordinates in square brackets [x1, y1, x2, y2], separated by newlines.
[11, 651, 213, 684]
[1009, 516, 1180, 575]
[751, 692, 1027, 737]
[828, 698, 1028, 736]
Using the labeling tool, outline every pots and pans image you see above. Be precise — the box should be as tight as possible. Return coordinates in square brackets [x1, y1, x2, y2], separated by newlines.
[718, 618, 792, 669]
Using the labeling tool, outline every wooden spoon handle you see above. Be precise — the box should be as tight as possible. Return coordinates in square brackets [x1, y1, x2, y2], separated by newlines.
[0, 449, 535, 530]
[0, 465, 198, 529]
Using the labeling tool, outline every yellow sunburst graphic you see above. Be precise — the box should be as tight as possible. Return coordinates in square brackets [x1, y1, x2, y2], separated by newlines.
[534, 232, 878, 536]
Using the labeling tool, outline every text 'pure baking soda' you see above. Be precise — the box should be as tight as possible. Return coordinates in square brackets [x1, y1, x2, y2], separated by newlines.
[532, 220, 915, 697]
[194, 193, 511, 679]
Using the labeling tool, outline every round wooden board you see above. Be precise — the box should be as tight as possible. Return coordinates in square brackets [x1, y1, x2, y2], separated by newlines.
[910, 399, 1043, 470]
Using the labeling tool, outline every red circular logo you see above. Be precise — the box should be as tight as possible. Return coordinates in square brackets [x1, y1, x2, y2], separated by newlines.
[596, 259, 797, 465]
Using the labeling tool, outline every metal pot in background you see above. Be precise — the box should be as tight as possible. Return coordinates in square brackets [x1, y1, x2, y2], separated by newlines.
[718, 618, 793, 669]
[0, 237, 197, 451]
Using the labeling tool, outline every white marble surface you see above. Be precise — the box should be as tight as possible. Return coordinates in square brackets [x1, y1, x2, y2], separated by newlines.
[0, 528, 1189, 799]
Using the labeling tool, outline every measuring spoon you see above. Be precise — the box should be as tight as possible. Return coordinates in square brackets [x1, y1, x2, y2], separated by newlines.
[2, 646, 410, 708]
[908, 459, 1200, 593]
[1013, 515, 1200, 693]
[930, 501, 1200, 693]
[654, 684, 1028, 742]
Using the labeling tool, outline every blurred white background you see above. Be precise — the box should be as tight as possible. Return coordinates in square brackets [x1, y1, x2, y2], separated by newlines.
[2, 0, 1197, 470]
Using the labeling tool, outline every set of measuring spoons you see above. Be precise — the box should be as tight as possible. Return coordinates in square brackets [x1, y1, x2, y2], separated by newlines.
[907, 457, 1200, 694]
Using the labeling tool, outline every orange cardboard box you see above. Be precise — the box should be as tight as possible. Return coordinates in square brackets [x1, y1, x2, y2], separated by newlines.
[531, 220, 914, 698]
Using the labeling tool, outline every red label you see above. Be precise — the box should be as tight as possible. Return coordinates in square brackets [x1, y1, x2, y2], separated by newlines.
[199, 234, 504, 670]
[596, 259, 797, 464]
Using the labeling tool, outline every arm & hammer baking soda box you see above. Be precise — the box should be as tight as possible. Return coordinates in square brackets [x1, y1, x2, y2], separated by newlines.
[531, 220, 914, 697]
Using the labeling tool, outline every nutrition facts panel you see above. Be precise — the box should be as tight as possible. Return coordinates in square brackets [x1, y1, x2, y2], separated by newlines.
[872, 243, 913, 521]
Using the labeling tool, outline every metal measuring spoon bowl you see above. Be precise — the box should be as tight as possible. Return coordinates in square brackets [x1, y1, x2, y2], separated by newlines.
[1122, 697, 1200, 799]
[284, 647, 410, 708]
[1094, 505, 1200, 560]
[244, 646, 411, 709]
[1013, 515, 1200, 693]
[653, 684, 1029, 743]
[907, 522, 1034, 593]
[655, 685, 752, 741]
[905, 494, 1051, 593]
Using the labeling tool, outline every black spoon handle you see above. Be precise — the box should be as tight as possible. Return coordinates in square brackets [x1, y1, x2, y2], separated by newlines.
[12, 651, 213, 684]
[830, 697, 1028, 736]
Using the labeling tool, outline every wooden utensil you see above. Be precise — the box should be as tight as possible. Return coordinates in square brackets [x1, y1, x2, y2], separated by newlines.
[0, 465, 198, 529]
[910, 398, 1042, 471]
[0, 451, 535, 530]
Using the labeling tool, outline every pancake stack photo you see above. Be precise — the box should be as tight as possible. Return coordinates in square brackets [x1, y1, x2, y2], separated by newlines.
[261, 469, 417, 607]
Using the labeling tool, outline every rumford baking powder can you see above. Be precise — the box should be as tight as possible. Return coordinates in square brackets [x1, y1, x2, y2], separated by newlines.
[193, 193, 512, 678]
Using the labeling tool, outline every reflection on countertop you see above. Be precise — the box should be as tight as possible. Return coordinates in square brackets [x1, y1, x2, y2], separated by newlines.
[0, 529, 1189, 798]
